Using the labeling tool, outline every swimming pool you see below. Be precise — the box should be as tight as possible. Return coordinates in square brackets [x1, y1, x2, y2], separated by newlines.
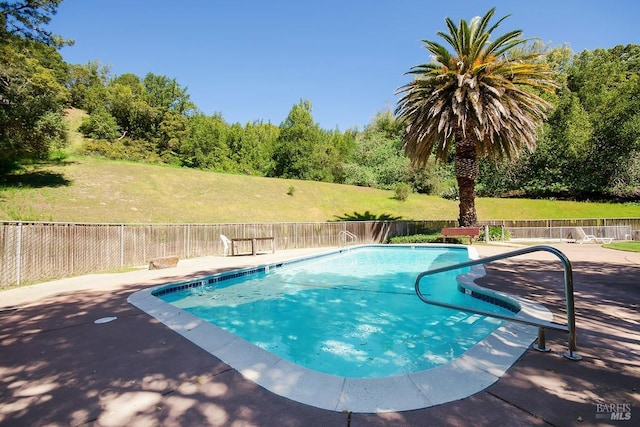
[128, 245, 551, 413]
[158, 246, 512, 378]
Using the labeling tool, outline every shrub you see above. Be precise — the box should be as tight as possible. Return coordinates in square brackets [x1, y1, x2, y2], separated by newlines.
[479, 226, 511, 241]
[77, 139, 112, 157]
[78, 138, 161, 163]
[78, 109, 120, 141]
[34, 111, 68, 153]
[112, 138, 162, 163]
[387, 233, 443, 244]
[441, 186, 459, 200]
[394, 183, 412, 201]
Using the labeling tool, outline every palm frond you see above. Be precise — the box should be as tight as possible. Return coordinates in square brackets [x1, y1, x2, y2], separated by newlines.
[485, 30, 525, 57]
[442, 17, 461, 52]
[475, 8, 497, 36]
[468, 33, 490, 65]
[459, 18, 471, 57]
[425, 41, 454, 66]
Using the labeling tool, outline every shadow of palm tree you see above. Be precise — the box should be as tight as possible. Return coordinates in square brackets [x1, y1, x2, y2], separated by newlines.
[333, 211, 402, 221]
[333, 211, 403, 243]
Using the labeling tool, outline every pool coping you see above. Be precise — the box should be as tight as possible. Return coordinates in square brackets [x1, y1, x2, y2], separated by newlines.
[127, 245, 553, 413]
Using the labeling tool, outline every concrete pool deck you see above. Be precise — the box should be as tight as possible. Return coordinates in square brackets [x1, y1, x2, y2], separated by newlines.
[1, 244, 639, 426]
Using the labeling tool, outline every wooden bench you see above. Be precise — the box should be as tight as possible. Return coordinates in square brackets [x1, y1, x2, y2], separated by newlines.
[230, 237, 275, 256]
[441, 227, 481, 244]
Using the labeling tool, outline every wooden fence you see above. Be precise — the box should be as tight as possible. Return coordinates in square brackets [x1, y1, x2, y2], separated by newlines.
[1, 218, 638, 287]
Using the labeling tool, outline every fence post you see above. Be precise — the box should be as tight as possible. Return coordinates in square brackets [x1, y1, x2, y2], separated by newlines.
[16, 221, 22, 286]
[120, 224, 125, 267]
[186, 224, 190, 258]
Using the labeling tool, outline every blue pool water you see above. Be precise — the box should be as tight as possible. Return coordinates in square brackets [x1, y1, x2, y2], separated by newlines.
[159, 246, 514, 378]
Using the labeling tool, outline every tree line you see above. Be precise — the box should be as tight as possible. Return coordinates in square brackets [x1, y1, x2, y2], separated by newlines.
[478, 44, 640, 201]
[1, 1, 639, 201]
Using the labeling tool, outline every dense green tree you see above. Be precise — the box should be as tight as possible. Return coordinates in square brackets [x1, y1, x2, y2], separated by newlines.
[180, 113, 233, 170]
[342, 130, 409, 188]
[144, 73, 194, 160]
[479, 88, 593, 198]
[324, 128, 357, 183]
[78, 108, 120, 141]
[0, 1, 70, 170]
[568, 45, 640, 197]
[544, 44, 573, 85]
[478, 45, 640, 201]
[143, 72, 195, 115]
[370, 109, 404, 140]
[0, 39, 68, 168]
[342, 112, 409, 189]
[67, 61, 110, 109]
[74, 70, 196, 154]
[271, 100, 335, 181]
[243, 121, 279, 175]
[396, 8, 558, 225]
[541, 90, 593, 190]
[104, 74, 158, 140]
[226, 121, 278, 175]
[0, 0, 64, 45]
[158, 110, 189, 161]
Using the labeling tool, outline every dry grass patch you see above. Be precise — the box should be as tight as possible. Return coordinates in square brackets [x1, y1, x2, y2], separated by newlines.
[1, 156, 640, 223]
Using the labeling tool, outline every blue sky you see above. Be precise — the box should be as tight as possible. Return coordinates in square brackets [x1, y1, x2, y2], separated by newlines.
[49, 0, 639, 130]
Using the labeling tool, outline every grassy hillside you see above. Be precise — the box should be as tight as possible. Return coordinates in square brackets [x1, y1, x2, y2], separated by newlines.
[1, 156, 639, 223]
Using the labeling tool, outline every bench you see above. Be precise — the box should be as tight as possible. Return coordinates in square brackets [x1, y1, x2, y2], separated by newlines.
[230, 237, 275, 256]
[441, 227, 481, 244]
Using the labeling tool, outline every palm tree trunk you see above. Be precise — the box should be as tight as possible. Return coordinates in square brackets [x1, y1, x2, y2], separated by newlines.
[455, 136, 479, 226]
[456, 174, 477, 226]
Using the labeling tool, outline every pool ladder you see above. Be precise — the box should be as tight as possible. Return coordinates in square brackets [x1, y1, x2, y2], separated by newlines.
[339, 230, 357, 247]
[415, 245, 581, 361]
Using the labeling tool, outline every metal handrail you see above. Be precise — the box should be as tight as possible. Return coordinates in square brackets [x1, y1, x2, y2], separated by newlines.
[339, 230, 357, 246]
[415, 245, 581, 360]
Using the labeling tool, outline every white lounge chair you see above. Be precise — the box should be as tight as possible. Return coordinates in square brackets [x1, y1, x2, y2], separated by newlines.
[575, 227, 613, 244]
[220, 234, 231, 256]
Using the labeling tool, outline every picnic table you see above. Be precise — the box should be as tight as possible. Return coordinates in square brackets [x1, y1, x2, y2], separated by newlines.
[231, 237, 275, 256]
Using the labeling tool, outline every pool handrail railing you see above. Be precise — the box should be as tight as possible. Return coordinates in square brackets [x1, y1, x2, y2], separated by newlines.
[338, 230, 357, 247]
[415, 245, 581, 361]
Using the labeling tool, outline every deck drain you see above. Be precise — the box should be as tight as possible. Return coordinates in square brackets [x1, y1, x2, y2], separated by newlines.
[94, 316, 118, 324]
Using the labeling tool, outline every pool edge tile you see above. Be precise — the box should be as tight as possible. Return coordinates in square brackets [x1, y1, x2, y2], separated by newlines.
[338, 375, 431, 413]
[256, 359, 346, 411]
[409, 358, 500, 406]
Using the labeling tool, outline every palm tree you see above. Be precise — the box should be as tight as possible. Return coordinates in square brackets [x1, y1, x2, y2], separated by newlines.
[395, 8, 558, 226]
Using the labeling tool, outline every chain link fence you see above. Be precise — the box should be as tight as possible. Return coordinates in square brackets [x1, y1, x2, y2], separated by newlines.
[480, 218, 640, 242]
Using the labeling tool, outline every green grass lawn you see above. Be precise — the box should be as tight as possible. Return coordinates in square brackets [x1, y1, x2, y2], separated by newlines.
[2, 155, 640, 223]
[603, 241, 640, 253]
